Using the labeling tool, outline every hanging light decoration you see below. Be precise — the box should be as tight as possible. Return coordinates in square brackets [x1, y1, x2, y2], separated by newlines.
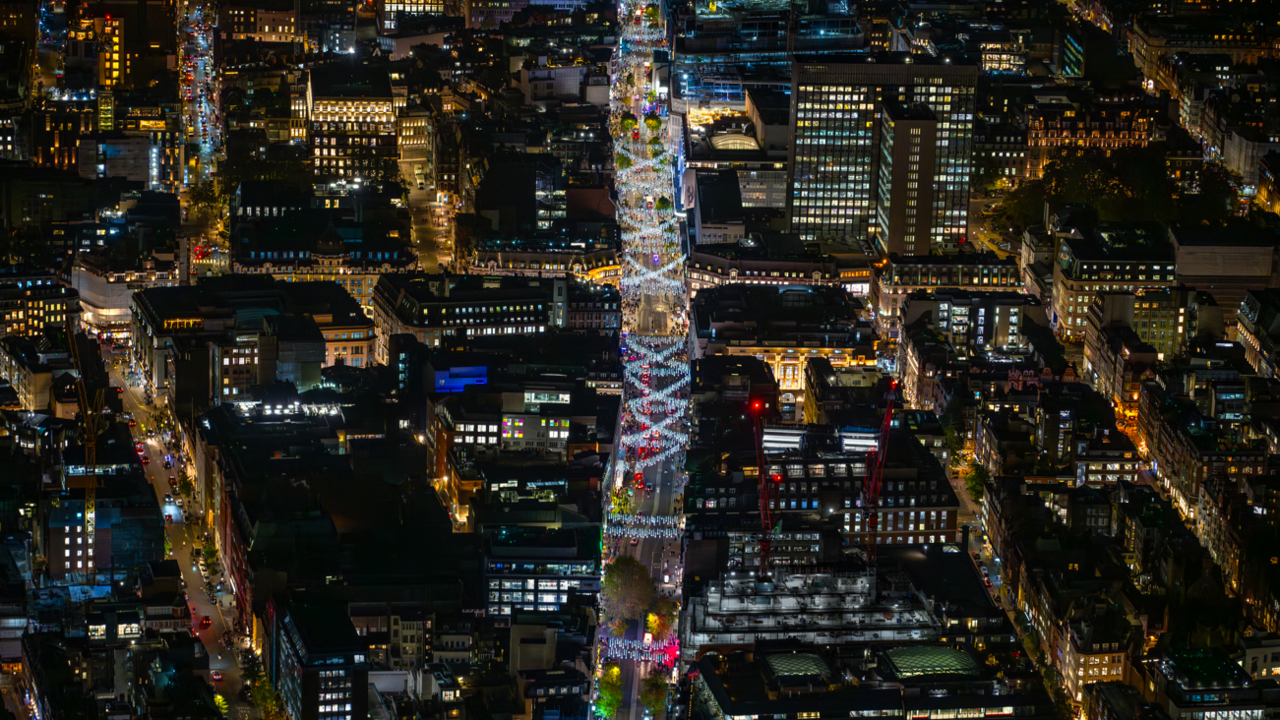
[594, 3, 689, 710]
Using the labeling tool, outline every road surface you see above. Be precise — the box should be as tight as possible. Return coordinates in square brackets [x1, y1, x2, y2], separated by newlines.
[106, 345, 254, 719]
[597, 7, 689, 720]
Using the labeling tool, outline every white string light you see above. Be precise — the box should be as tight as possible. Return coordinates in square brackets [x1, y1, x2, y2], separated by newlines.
[594, 3, 688, 712]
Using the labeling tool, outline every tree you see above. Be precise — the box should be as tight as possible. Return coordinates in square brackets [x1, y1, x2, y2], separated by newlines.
[601, 555, 657, 620]
[971, 152, 1003, 196]
[215, 695, 229, 715]
[999, 178, 1048, 234]
[646, 595, 676, 640]
[250, 678, 287, 720]
[655, 196, 672, 211]
[1179, 162, 1240, 224]
[621, 113, 638, 130]
[188, 180, 223, 223]
[644, 115, 661, 131]
[639, 674, 668, 716]
[615, 153, 632, 171]
[596, 663, 623, 719]
[178, 473, 196, 499]
[964, 458, 991, 502]
[938, 403, 966, 466]
[1021, 632, 1038, 659]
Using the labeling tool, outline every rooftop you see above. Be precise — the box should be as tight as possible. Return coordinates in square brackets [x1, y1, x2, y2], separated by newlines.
[309, 64, 395, 100]
[1067, 223, 1174, 262]
[880, 645, 981, 680]
[764, 651, 832, 681]
[1162, 649, 1252, 690]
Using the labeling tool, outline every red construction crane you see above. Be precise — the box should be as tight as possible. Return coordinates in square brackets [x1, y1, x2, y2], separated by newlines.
[751, 400, 777, 580]
[864, 381, 897, 566]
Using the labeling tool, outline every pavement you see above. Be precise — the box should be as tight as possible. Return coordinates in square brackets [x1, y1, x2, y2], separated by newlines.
[178, 0, 226, 279]
[607, 459, 683, 720]
[400, 162, 454, 271]
[105, 345, 255, 719]
[944, 460, 1006, 608]
[3, 685, 30, 720]
[601, 18, 687, 720]
[967, 196, 1015, 259]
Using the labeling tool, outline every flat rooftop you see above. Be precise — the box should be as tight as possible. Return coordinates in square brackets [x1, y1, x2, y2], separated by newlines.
[880, 645, 980, 681]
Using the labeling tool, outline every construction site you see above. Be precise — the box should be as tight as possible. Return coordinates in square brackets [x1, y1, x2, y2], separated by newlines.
[679, 569, 936, 660]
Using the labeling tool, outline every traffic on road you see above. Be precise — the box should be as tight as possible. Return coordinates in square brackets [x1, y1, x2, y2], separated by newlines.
[104, 341, 254, 718]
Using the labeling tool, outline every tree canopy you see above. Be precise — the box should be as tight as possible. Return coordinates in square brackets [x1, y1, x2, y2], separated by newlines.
[639, 674, 668, 716]
[601, 555, 657, 620]
[997, 147, 1241, 236]
[595, 663, 623, 718]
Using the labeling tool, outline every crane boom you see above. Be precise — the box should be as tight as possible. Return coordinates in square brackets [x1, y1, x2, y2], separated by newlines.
[751, 400, 776, 580]
[864, 381, 897, 566]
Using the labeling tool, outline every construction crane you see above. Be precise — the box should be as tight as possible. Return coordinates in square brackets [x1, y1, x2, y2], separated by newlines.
[863, 380, 897, 567]
[66, 322, 105, 576]
[751, 400, 778, 580]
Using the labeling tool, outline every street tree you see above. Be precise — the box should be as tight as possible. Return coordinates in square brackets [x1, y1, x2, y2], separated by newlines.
[646, 595, 676, 639]
[964, 458, 991, 502]
[639, 674, 668, 716]
[595, 663, 623, 718]
[601, 555, 657, 620]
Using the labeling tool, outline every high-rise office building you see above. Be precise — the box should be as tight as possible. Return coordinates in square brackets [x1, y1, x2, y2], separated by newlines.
[787, 53, 980, 255]
[877, 103, 937, 257]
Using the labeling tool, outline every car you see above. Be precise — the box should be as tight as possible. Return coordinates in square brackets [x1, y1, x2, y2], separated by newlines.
[165, 514, 173, 523]
[175, 497, 183, 506]
[210, 671, 222, 681]
[200, 615, 212, 628]
[632, 128, 640, 140]
[985, 580, 993, 587]
[645, 483, 654, 492]
[630, 538, 639, 546]
[169, 475, 176, 485]
[164, 459, 172, 469]
[164, 493, 173, 503]
[142, 456, 150, 464]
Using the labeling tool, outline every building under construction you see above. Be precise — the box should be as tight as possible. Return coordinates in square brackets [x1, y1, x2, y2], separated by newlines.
[680, 545, 1012, 662]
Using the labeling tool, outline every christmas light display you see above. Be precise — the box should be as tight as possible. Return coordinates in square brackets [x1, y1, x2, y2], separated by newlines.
[594, 0, 689, 711]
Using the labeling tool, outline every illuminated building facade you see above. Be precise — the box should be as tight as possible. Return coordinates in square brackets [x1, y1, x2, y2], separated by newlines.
[308, 67, 398, 181]
[787, 53, 979, 254]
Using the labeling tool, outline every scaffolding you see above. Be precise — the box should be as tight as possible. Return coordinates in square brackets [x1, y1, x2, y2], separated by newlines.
[681, 569, 941, 660]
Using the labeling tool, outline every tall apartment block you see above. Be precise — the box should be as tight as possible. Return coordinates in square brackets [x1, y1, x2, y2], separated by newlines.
[787, 53, 980, 255]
